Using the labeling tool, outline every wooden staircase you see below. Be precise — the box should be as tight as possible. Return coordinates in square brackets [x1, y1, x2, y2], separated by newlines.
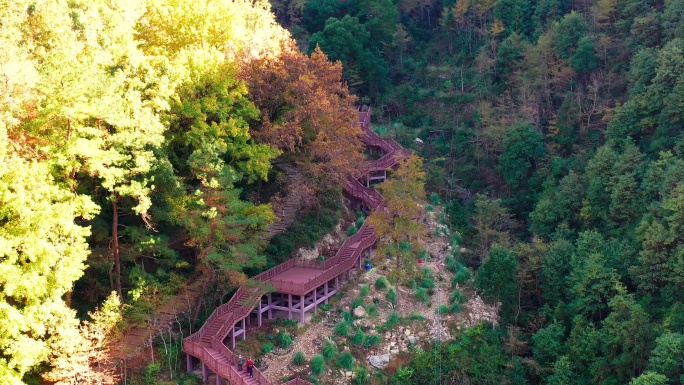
[267, 163, 303, 236]
[183, 106, 409, 385]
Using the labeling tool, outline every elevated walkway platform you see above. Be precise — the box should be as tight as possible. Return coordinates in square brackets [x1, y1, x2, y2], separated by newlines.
[183, 106, 410, 384]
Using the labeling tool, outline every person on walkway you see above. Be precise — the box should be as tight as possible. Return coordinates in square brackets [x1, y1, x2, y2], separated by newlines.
[238, 355, 244, 371]
[246, 358, 255, 377]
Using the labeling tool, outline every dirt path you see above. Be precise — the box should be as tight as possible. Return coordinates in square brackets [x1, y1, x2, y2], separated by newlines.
[107, 276, 205, 366]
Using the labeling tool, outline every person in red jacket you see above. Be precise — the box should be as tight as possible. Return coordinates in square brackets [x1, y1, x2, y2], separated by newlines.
[245, 358, 255, 377]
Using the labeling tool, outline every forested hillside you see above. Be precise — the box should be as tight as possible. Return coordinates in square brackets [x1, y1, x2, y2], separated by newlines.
[272, 0, 684, 384]
[0, 0, 361, 383]
[3, 0, 684, 384]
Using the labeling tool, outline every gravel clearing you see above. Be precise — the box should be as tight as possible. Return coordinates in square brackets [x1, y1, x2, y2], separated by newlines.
[255, 206, 499, 383]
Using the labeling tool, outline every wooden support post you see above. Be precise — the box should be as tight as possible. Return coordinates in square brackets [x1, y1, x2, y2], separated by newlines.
[324, 282, 329, 304]
[202, 363, 208, 384]
[288, 294, 292, 320]
[258, 297, 263, 327]
[231, 328, 235, 349]
[242, 318, 246, 341]
[335, 276, 339, 291]
[216, 372, 221, 385]
[268, 293, 272, 319]
[313, 288, 318, 313]
[300, 294, 305, 323]
[187, 354, 193, 373]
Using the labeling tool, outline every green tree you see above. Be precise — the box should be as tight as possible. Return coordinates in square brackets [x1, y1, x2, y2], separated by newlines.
[43, 292, 123, 384]
[570, 35, 598, 72]
[648, 333, 684, 381]
[475, 246, 518, 316]
[629, 372, 668, 385]
[582, 142, 645, 233]
[564, 316, 601, 384]
[599, 292, 654, 383]
[568, 233, 623, 320]
[551, 12, 591, 60]
[498, 123, 545, 190]
[540, 238, 574, 305]
[531, 171, 584, 238]
[548, 356, 575, 385]
[367, 156, 427, 310]
[0, 153, 98, 382]
[308, 15, 388, 96]
[532, 321, 566, 368]
[498, 123, 545, 217]
[166, 59, 277, 275]
[471, 194, 518, 261]
[496, 33, 528, 83]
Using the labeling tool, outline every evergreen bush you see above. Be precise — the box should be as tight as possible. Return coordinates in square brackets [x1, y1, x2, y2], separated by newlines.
[445, 256, 458, 273]
[375, 276, 389, 290]
[415, 287, 429, 304]
[360, 284, 370, 297]
[337, 352, 355, 370]
[386, 312, 400, 328]
[277, 332, 293, 349]
[310, 355, 325, 375]
[420, 277, 435, 290]
[452, 268, 471, 286]
[143, 363, 161, 384]
[322, 339, 337, 360]
[385, 288, 397, 304]
[351, 330, 366, 346]
[351, 297, 363, 309]
[449, 303, 462, 314]
[292, 351, 306, 366]
[364, 304, 379, 317]
[353, 365, 368, 385]
[364, 334, 381, 347]
[450, 290, 467, 304]
[334, 321, 350, 336]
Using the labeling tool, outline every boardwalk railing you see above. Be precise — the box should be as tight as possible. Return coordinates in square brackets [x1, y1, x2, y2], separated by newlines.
[183, 105, 410, 385]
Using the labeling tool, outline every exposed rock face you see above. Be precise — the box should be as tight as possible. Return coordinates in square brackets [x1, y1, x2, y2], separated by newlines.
[353, 306, 366, 318]
[369, 354, 391, 369]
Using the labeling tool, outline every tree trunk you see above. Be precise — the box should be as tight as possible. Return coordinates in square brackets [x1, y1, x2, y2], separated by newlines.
[395, 249, 402, 313]
[191, 266, 214, 331]
[112, 197, 123, 301]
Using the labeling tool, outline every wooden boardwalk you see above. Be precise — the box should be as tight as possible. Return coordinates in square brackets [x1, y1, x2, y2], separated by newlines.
[183, 107, 409, 384]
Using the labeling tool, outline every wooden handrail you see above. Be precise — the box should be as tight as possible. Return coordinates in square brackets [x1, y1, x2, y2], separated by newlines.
[184, 105, 410, 385]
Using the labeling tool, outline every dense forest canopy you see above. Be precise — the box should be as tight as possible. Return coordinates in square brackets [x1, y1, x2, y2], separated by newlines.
[0, 0, 361, 382]
[272, 0, 684, 384]
[2, 0, 684, 383]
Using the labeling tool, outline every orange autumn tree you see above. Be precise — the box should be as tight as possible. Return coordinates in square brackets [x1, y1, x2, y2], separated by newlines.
[367, 155, 428, 310]
[242, 41, 364, 204]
